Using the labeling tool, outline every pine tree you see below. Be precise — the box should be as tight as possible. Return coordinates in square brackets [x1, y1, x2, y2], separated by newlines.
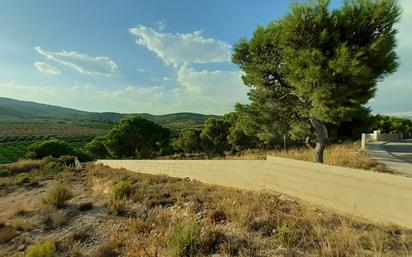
[232, 0, 400, 162]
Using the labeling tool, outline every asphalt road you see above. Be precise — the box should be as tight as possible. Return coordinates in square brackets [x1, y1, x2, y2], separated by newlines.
[367, 139, 412, 177]
[382, 139, 412, 164]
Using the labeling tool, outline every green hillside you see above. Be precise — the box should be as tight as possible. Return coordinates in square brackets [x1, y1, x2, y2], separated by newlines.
[0, 97, 219, 164]
[0, 97, 216, 127]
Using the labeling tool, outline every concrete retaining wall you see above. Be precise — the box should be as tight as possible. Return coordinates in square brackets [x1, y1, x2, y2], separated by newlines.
[96, 156, 412, 228]
[361, 130, 403, 149]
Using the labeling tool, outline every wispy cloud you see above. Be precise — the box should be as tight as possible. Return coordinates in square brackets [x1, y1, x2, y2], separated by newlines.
[129, 25, 232, 67]
[33, 62, 61, 76]
[35, 47, 119, 76]
[0, 81, 168, 113]
[174, 65, 248, 106]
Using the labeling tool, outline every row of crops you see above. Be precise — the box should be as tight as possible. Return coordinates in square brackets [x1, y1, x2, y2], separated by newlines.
[0, 135, 49, 143]
[0, 119, 109, 137]
[0, 135, 96, 164]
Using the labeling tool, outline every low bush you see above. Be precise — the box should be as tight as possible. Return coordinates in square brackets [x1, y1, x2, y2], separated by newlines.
[27, 139, 75, 159]
[219, 236, 250, 256]
[124, 218, 151, 234]
[40, 206, 68, 229]
[92, 240, 120, 257]
[43, 183, 73, 208]
[23, 240, 56, 257]
[10, 218, 27, 231]
[246, 216, 277, 237]
[106, 198, 127, 216]
[112, 180, 133, 200]
[57, 155, 76, 167]
[2, 159, 45, 174]
[70, 230, 90, 243]
[144, 191, 177, 208]
[199, 230, 226, 255]
[206, 209, 226, 224]
[167, 219, 202, 257]
[276, 224, 294, 248]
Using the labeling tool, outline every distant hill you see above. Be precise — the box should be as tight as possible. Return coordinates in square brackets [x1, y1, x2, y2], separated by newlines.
[0, 97, 217, 128]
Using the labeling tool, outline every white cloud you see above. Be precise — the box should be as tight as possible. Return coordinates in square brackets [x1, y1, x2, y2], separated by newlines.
[0, 81, 169, 114]
[128, 24, 248, 113]
[129, 25, 232, 67]
[35, 47, 119, 76]
[174, 66, 248, 109]
[33, 62, 61, 76]
[96, 85, 166, 104]
[371, 0, 412, 115]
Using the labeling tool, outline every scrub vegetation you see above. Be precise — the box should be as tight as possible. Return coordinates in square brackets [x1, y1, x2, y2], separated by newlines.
[0, 163, 411, 256]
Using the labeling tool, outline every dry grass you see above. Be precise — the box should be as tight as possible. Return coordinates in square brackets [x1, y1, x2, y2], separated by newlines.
[225, 143, 393, 173]
[1, 159, 46, 174]
[270, 143, 393, 172]
[0, 223, 19, 244]
[39, 206, 68, 229]
[86, 165, 412, 257]
[1, 163, 410, 256]
[9, 217, 29, 231]
[91, 239, 121, 257]
[0, 158, 75, 195]
[42, 183, 74, 208]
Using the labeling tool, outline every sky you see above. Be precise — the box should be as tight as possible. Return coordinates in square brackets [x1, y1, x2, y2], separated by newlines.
[0, 0, 411, 116]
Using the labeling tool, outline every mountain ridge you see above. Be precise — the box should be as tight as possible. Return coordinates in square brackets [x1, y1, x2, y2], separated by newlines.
[0, 97, 217, 127]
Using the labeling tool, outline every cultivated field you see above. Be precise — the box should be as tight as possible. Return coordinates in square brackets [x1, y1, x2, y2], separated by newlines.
[0, 136, 96, 164]
[0, 117, 111, 164]
[0, 160, 411, 256]
[0, 117, 111, 137]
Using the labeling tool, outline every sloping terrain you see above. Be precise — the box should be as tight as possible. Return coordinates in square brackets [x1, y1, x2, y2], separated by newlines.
[0, 160, 411, 257]
[0, 97, 215, 127]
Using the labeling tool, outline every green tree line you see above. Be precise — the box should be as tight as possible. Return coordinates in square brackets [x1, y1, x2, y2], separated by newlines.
[18, 0, 410, 163]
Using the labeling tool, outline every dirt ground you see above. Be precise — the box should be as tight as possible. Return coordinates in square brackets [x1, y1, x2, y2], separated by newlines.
[1, 162, 412, 257]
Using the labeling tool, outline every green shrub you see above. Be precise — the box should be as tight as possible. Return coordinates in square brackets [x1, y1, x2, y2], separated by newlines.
[167, 219, 202, 256]
[112, 180, 133, 200]
[73, 149, 93, 162]
[23, 240, 56, 257]
[57, 155, 76, 166]
[84, 136, 111, 159]
[27, 139, 75, 159]
[43, 183, 73, 208]
[276, 224, 294, 248]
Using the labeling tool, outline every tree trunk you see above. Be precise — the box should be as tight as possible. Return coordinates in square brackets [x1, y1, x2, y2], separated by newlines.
[310, 119, 328, 163]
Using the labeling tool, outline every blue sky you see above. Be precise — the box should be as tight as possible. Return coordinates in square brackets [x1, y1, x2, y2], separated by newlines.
[0, 0, 411, 115]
